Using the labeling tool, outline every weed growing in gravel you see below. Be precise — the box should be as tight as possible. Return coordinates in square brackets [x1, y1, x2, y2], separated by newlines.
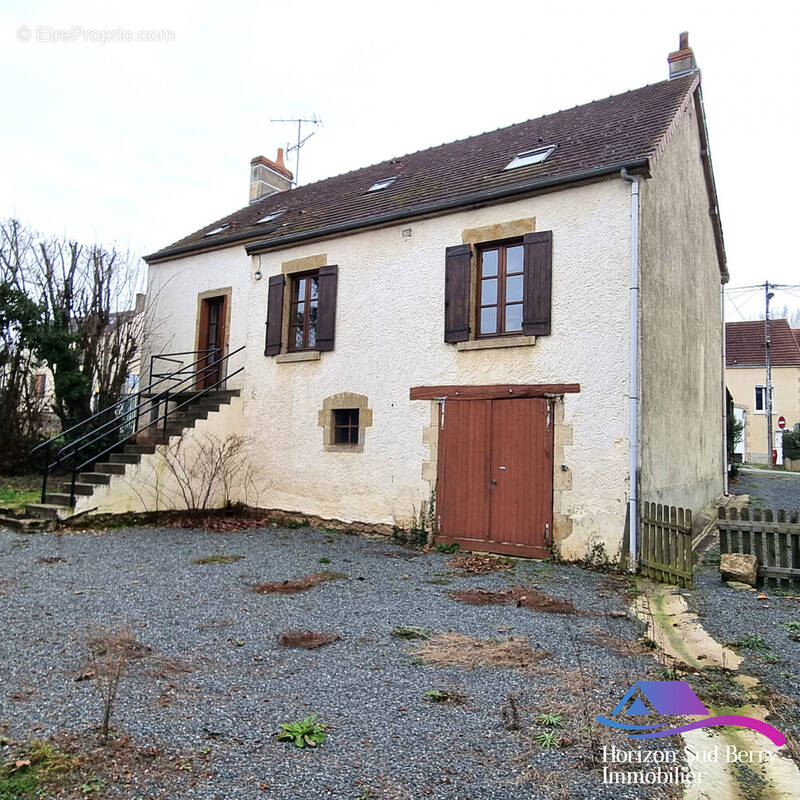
[535, 713, 564, 728]
[277, 714, 326, 748]
[318, 557, 331, 564]
[391, 626, 430, 640]
[193, 554, 244, 565]
[87, 627, 137, 740]
[433, 542, 459, 553]
[658, 666, 680, 680]
[734, 634, 771, 651]
[535, 731, 562, 749]
[780, 621, 800, 642]
[424, 689, 465, 704]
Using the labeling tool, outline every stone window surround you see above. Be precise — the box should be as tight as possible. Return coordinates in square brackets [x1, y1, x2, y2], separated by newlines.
[459, 217, 537, 351]
[270, 253, 329, 360]
[318, 392, 373, 453]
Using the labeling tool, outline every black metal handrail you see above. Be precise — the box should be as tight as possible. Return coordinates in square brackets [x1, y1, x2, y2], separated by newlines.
[30, 346, 245, 507]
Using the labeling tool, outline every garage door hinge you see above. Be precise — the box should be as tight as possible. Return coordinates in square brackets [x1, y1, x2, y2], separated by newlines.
[544, 523, 551, 544]
[436, 397, 446, 428]
[546, 403, 551, 430]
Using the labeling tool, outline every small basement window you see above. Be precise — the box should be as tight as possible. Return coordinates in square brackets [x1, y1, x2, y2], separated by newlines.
[204, 223, 230, 236]
[333, 408, 360, 445]
[504, 145, 556, 171]
[366, 177, 397, 192]
[256, 209, 286, 224]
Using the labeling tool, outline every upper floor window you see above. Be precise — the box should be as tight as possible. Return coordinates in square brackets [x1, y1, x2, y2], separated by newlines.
[443, 231, 552, 345]
[264, 264, 339, 357]
[289, 271, 319, 350]
[754, 385, 773, 414]
[477, 241, 524, 336]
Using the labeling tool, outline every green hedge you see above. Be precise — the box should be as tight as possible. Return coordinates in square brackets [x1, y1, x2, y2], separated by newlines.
[783, 428, 800, 461]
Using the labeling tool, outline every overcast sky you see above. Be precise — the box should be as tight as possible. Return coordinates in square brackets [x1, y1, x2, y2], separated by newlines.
[2, 0, 798, 318]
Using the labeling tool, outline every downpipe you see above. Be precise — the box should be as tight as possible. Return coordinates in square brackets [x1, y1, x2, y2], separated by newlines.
[621, 168, 640, 572]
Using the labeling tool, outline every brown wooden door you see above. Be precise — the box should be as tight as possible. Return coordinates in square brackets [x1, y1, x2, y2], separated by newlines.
[197, 296, 226, 389]
[437, 397, 552, 558]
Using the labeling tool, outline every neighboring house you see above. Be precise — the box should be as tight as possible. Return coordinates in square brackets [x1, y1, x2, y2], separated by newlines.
[725, 319, 800, 464]
[129, 34, 726, 562]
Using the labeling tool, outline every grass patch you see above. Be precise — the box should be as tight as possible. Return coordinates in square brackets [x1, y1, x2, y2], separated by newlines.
[424, 689, 466, 704]
[433, 542, 459, 554]
[410, 632, 549, 670]
[391, 626, 430, 640]
[0, 477, 40, 511]
[277, 630, 339, 649]
[192, 554, 244, 565]
[253, 570, 346, 594]
[447, 553, 513, 575]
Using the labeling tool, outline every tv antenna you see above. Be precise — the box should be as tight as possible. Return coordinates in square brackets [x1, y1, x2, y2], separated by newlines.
[270, 114, 323, 187]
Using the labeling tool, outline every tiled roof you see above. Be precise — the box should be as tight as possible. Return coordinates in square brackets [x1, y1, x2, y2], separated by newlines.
[145, 73, 699, 262]
[726, 320, 800, 367]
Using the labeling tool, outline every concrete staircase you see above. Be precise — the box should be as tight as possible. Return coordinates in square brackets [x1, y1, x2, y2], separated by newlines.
[0, 390, 240, 532]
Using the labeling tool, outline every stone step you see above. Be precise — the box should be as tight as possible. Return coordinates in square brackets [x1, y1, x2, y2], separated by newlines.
[124, 444, 156, 455]
[60, 482, 95, 496]
[25, 503, 66, 520]
[79, 472, 112, 485]
[0, 514, 51, 532]
[95, 462, 127, 475]
[110, 452, 141, 464]
[45, 492, 74, 507]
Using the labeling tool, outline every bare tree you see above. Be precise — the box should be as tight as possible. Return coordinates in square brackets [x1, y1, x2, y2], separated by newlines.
[0, 218, 160, 465]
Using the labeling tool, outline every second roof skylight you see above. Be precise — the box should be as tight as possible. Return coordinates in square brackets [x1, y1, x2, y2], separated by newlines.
[504, 145, 556, 171]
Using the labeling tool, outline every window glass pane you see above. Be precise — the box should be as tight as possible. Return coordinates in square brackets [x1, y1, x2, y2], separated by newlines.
[505, 303, 523, 332]
[294, 302, 305, 326]
[506, 245, 523, 273]
[296, 277, 306, 299]
[755, 387, 764, 411]
[310, 277, 319, 300]
[308, 325, 316, 347]
[481, 250, 498, 277]
[506, 274, 523, 302]
[480, 307, 497, 334]
[481, 278, 497, 305]
[309, 302, 318, 323]
[292, 327, 304, 348]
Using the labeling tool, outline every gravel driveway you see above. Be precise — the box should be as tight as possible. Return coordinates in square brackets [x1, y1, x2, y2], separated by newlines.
[730, 467, 800, 513]
[0, 524, 667, 800]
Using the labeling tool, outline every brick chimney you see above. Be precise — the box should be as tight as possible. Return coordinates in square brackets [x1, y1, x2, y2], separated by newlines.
[668, 32, 697, 79]
[249, 148, 294, 203]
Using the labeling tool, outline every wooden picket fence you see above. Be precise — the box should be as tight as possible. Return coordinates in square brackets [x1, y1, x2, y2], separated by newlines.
[718, 506, 800, 589]
[639, 502, 693, 588]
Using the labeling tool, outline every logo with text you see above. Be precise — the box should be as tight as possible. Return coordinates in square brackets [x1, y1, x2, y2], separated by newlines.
[596, 680, 785, 745]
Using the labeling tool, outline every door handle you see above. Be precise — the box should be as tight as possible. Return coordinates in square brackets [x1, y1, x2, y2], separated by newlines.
[489, 479, 497, 487]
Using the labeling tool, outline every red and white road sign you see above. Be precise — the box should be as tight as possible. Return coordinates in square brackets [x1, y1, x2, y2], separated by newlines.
[778, 416, 786, 429]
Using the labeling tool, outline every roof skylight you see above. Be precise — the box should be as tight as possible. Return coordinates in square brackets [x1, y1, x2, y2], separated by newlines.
[366, 177, 397, 192]
[204, 224, 230, 236]
[504, 145, 556, 171]
[256, 209, 287, 224]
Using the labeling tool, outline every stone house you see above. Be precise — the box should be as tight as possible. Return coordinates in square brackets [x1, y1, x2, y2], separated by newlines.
[725, 319, 800, 464]
[60, 35, 727, 563]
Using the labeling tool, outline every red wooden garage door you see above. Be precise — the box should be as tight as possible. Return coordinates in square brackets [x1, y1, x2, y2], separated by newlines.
[436, 397, 553, 558]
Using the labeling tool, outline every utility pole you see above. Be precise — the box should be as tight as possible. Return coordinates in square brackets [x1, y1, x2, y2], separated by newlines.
[765, 281, 774, 464]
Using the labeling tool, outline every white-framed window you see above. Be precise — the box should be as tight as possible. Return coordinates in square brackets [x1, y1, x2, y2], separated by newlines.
[754, 385, 773, 414]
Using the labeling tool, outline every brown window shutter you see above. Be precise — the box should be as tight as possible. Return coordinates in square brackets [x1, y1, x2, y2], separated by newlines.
[522, 231, 553, 336]
[264, 274, 285, 356]
[444, 244, 472, 343]
[315, 264, 338, 351]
